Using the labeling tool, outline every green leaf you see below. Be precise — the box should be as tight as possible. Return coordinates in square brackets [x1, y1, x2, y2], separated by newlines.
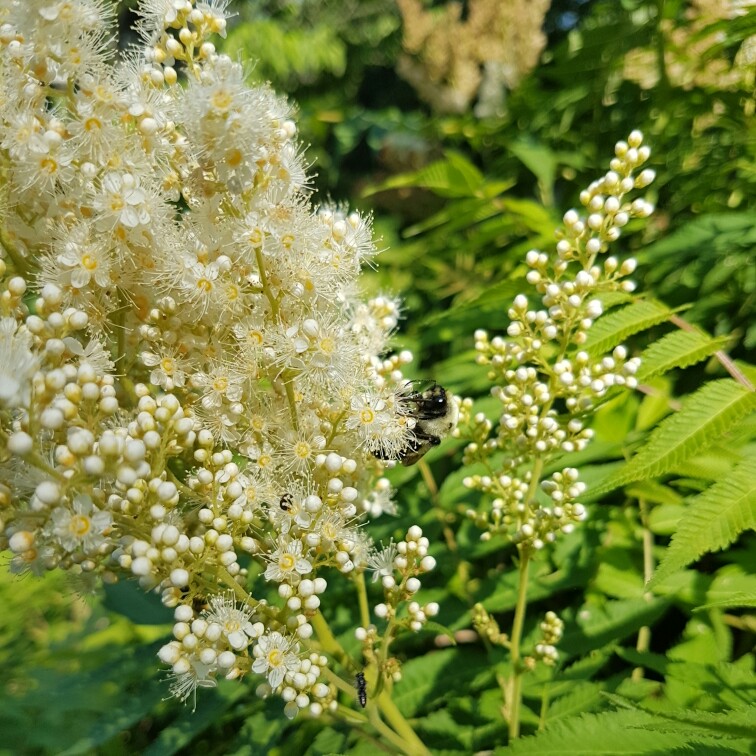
[694, 592, 756, 611]
[142, 683, 248, 756]
[636, 329, 732, 381]
[392, 648, 488, 717]
[545, 682, 603, 722]
[561, 598, 669, 656]
[593, 380, 756, 495]
[583, 299, 674, 357]
[602, 694, 756, 740]
[649, 457, 756, 588]
[647, 504, 685, 535]
[365, 152, 487, 198]
[500, 708, 747, 754]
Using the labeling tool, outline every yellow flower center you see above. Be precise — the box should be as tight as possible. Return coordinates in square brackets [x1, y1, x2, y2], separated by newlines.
[225, 619, 241, 634]
[161, 357, 175, 374]
[197, 277, 212, 293]
[360, 408, 375, 424]
[294, 441, 311, 459]
[319, 337, 334, 355]
[212, 376, 228, 391]
[39, 157, 58, 174]
[84, 116, 102, 132]
[279, 553, 295, 572]
[82, 253, 98, 271]
[210, 89, 233, 113]
[268, 648, 282, 666]
[69, 514, 91, 537]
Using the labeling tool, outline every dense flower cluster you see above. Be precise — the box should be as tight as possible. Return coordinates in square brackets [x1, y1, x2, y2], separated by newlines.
[459, 132, 655, 549]
[0, 0, 436, 716]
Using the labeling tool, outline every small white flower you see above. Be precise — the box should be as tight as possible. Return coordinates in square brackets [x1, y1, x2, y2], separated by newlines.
[264, 538, 312, 584]
[252, 631, 301, 688]
[367, 540, 398, 583]
[46, 494, 113, 553]
[94, 172, 151, 229]
[168, 659, 218, 709]
[203, 593, 259, 651]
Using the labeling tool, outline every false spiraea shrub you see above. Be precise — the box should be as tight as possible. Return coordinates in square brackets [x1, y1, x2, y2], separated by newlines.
[1, 1, 754, 753]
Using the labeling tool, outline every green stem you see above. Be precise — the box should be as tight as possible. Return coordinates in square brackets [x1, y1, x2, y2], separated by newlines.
[418, 458, 457, 552]
[254, 247, 279, 318]
[507, 548, 530, 739]
[311, 610, 356, 673]
[322, 666, 361, 698]
[504, 453, 544, 736]
[375, 688, 432, 756]
[632, 496, 654, 682]
[282, 376, 300, 431]
[218, 567, 260, 609]
[254, 246, 301, 430]
[355, 572, 371, 630]
[0, 221, 29, 276]
[538, 682, 551, 731]
[312, 612, 428, 754]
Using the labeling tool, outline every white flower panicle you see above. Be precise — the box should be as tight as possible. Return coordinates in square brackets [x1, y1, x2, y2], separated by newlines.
[460, 133, 654, 548]
[0, 0, 432, 716]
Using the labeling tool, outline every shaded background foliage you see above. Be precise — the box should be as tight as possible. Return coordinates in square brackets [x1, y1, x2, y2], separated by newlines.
[2, 0, 754, 753]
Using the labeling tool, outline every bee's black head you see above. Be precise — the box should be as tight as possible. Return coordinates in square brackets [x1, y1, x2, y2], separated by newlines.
[414, 383, 448, 419]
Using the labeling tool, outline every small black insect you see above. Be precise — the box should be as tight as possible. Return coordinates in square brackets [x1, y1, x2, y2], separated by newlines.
[355, 671, 367, 708]
[279, 493, 293, 511]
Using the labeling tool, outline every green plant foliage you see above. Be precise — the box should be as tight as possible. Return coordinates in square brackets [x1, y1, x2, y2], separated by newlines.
[583, 299, 678, 357]
[502, 707, 754, 754]
[636, 329, 733, 381]
[596, 380, 756, 493]
[224, 19, 347, 87]
[650, 457, 756, 588]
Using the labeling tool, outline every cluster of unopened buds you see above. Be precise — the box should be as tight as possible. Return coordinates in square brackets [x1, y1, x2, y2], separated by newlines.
[464, 467, 587, 549]
[472, 603, 508, 647]
[531, 611, 564, 667]
[459, 132, 654, 547]
[355, 526, 440, 648]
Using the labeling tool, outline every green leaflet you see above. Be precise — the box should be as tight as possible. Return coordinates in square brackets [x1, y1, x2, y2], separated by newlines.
[593, 379, 756, 495]
[694, 591, 756, 611]
[500, 706, 752, 754]
[636, 329, 732, 381]
[583, 298, 675, 357]
[649, 456, 756, 588]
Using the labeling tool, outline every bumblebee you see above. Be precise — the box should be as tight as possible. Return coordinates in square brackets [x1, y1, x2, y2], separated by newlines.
[279, 493, 293, 511]
[375, 380, 459, 466]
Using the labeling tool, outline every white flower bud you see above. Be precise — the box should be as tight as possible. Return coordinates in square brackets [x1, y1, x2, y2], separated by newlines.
[170, 569, 189, 587]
